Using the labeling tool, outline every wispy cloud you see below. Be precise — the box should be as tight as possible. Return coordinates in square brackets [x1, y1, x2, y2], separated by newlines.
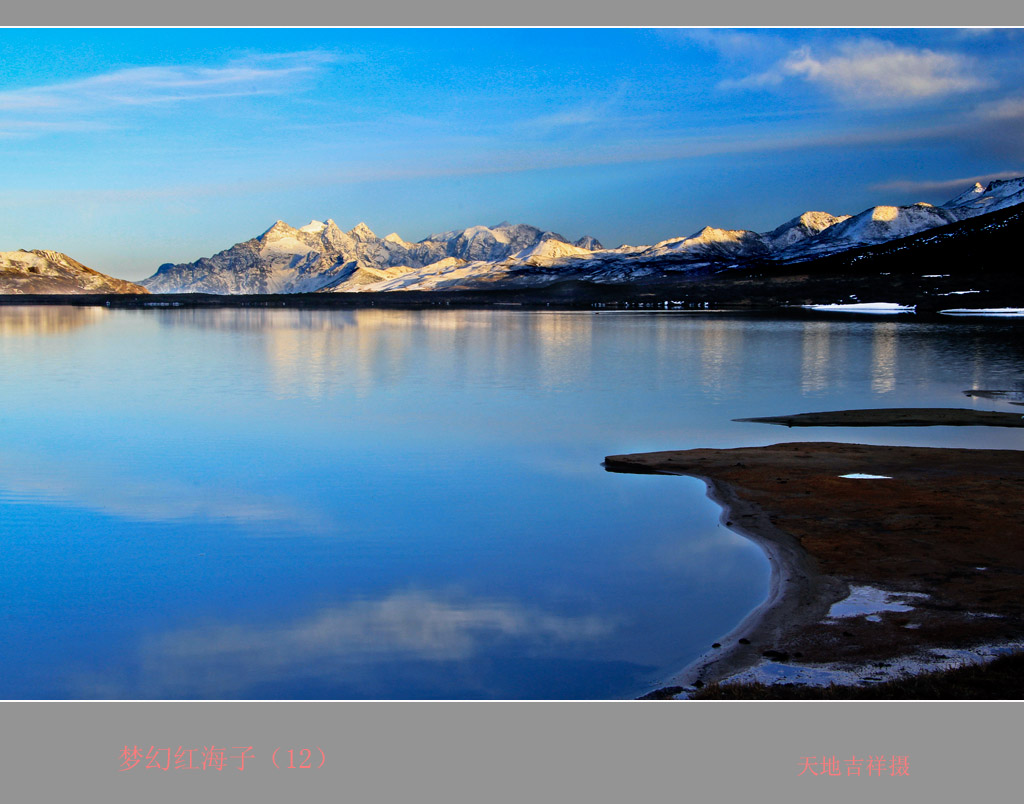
[0, 119, 113, 138]
[977, 95, 1024, 120]
[0, 118, 959, 211]
[0, 50, 343, 114]
[527, 106, 605, 128]
[671, 28, 784, 61]
[521, 83, 639, 134]
[955, 28, 998, 38]
[724, 39, 988, 103]
[871, 171, 1024, 197]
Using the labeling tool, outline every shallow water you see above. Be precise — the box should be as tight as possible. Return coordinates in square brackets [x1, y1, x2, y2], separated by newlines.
[0, 307, 1021, 699]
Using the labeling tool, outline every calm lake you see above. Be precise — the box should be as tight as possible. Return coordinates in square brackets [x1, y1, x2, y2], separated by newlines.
[1, 306, 1021, 699]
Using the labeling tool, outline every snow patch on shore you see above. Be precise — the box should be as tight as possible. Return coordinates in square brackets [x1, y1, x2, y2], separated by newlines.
[802, 302, 916, 314]
[706, 641, 1024, 690]
[940, 308, 1024, 317]
[826, 585, 928, 620]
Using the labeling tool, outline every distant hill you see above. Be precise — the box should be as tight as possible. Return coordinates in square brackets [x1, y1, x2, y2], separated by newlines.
[0, 250, 149, 295]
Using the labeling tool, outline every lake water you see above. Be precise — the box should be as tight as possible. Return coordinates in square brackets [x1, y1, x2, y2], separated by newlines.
[1, 306, 1021, 699]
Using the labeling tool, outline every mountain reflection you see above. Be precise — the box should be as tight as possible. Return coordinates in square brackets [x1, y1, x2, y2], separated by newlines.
[699, 319, 743, 396]
[871, 322, 898, 394]
[801, 322, 832, 393]
[92, 592, 615, 698]
[0, 305, 107, 336]
[5, 309, 1024, 700]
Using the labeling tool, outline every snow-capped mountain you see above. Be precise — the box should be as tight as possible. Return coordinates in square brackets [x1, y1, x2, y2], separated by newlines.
[941, 177, 1024, 216]
[140, 176, 1024, 294]
[0, 250, 148, 295]
[779, 203, 960, 260]
[142, 220, 601, 294]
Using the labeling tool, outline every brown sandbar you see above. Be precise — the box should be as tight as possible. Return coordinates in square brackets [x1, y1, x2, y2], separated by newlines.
[605, 442, 1024, 694]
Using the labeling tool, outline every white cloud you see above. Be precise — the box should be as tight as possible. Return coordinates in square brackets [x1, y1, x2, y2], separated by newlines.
[725, 40, 987, 103]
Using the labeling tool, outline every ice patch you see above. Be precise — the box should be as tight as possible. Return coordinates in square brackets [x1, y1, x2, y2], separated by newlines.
[708, 640, 1024, 690]
[838, 473, 893, 480]
[826, 585, 927, 619]
[940, 308, 1024, 317]
[802, 302, 915, 314]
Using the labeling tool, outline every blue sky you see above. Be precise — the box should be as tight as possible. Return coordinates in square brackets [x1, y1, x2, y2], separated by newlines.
[1, 28, 1023, 280]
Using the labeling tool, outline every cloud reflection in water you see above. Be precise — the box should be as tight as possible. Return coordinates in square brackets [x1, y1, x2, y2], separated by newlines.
[111, 591, 616, 698]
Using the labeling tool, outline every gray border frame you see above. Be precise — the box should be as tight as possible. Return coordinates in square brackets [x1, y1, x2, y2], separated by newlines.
[2, 6, 1022, 800]
[3, 1, 1024, 26]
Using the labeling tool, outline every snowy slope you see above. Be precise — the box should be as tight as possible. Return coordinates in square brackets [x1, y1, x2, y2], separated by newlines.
[943, 177, 1024, 218]
[780, 204, 960, 261]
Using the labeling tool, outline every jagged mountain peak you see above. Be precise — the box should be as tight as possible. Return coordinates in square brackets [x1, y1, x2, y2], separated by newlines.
[773, 211, 848, 234]
[261, 220, 297, 239]
[658, 225, 756, 248]
[796, 211, 848, 230]
[512, 238, 594, 267]
[765, 211, 849, 250]
[943, 177, 1024, 214]
[573, 235, 603, 250]
[942, 182, 987, 209]
[348, 222, 377, 240]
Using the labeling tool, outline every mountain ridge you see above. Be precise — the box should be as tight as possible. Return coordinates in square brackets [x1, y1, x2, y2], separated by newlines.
[139, 175, 1024, 295]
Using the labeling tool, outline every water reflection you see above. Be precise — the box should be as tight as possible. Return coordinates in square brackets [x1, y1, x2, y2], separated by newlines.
[535, 312, 593, 389]
[801, 322, 832, 394]
[0, 448, 321, 531]
[0, 305, 107, 336]
[700, 319, 733, 395]
[140, 310, 1024, 417]
[871, 322, 898, 394]
[3, 309, 1024, 699]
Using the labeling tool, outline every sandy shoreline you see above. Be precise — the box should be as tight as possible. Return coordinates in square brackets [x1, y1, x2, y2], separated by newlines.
[606, 442, 1024, 697]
